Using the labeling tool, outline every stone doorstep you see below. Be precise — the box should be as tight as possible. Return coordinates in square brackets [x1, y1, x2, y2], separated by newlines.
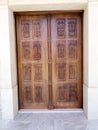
[18, 108, 83, 114]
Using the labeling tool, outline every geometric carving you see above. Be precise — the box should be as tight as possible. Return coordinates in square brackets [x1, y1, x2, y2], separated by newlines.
[58, 63, 66, 80]
[68, 18, 77, 37]
[17, 15, 82, 108]
[34, 64, 42, 81]
[22, 42, 30, 60]
[33, 20, 41, 38]
[69, 83, 78, 101]
[24, 85, 33, 103]
[33, 41, 41, 60]
[21, 20, 30, 38]
[57, 41, 65, 58]
[69, 63, 76, 79]
[57, 85, 67, 102]
[56, 18, 66, 38]
[23, 64, 32, 81]
[69, 40, 77, 59]
[35, 86, 43, 102]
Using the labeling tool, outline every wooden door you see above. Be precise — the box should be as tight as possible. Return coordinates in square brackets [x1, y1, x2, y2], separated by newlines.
[51, 14, 82, 108]
[16, 15, 48, 109]
[16, 13, 82, 109]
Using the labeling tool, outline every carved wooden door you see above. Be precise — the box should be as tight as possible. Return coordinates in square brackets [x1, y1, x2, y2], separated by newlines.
[16, 13, 82, 109]
[51, 14, 82, 108]
[16, 16, 48, 108]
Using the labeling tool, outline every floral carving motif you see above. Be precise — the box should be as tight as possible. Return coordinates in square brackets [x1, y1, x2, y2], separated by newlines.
[35, 86, 43, 102]
[57, 43, 65, 58]
[21, 20, 30, 38]
[33, 20, 41, 38]
[22, 42, 30, 60]
[33, 41, 41, 60]
[69, 40, 77, 59]
[69, 83, 78, 101]
[34, 64, 42, 81]
[24, 86, 33, 103]
[57, 86, 67, 101]
[56, 18, 66, 38]
[68, 18, 77, 37]
[23, 64, 32, 81]
[58, 63, 66, 80]
[69, 64, 76, 79]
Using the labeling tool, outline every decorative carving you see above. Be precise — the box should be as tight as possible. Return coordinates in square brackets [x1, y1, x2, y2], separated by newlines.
[69, 64, 76, 79]
[34, 64, 42, 81]
[57, 85, 68, 102]
[69, 83, 78, 101]
[22, 42, 30, 60]
[35, 86, 43, 102]
[33, 20, 41, 38]
[56, 18, 66, 38]
[24, 86, 33, 103]
[21, 20, 30, 38]
[69, 40, 77, 59]
[58, 63, 66, 80]
[33, 41, 41, 60]
[57, 41, 65, 58]
[23, 64, 32, 81]
[68, 18, 77, 37]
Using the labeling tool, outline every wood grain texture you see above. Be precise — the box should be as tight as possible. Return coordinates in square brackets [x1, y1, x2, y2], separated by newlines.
[16, 15, 48, 109]
[47, 15, 54, 109]
[51, 14, 82, 108]
[16, 12, 83, 109]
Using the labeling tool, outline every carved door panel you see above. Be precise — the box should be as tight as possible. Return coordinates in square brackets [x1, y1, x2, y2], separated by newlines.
[16, 16, 48, 108]
[16, 13, 82, 109]
[51, 14, 82, 108]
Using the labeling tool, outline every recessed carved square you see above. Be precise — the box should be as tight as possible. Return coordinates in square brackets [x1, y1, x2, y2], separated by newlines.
[22, 42, 30, 60]
[69, 83, 78, 102]
[21, 20, 31, 38]
[68, 40, 77, 59]
[57, 41, 66, 58]
[23, 85, 33, 103]
[34, 64, 42, 81]
[58, 63, 66, 80]
[33, 41, 41, 60]
[33, 20, 41, 38]
[69, 63, 76, 80]
[56, 18, 66, 38]
[23, 64, 32, 81]
[57, 85, 68, 102]
[68, 18, 77, 37]
[35, 86, 43, 103]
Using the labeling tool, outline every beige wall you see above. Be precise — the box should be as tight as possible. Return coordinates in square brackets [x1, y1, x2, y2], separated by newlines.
[0, 0, 98, 5]
[0, 92, 1, 111]
[1, 0, 98, 5]
[0, 62, 1, 111]
[0, 0, 87, 5]
[0, 6, 18, 119]
[0, 0, 98, 120]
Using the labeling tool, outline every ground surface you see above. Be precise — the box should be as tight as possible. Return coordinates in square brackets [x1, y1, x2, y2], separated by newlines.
[0, 112, 98, 130]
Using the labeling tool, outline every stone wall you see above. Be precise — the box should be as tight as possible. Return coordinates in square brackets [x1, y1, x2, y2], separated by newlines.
[0, 0, 98, 120]
[0, 92, 1, 111]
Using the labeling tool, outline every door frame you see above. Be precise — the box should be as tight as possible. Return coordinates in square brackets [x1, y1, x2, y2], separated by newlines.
[15, 11, 83, 110]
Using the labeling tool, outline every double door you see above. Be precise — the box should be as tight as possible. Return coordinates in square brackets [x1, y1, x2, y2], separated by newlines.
[16, 13, 82, 109]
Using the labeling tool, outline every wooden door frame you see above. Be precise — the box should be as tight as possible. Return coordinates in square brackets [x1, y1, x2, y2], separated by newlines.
[15, 11, 83, 109]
